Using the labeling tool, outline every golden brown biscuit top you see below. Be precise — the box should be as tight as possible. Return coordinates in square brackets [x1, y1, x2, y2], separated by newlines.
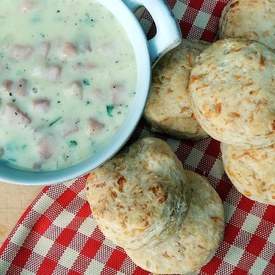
[144, 40, 208, 138]
[219, 0, 275, 50]
[126, 171, 224, 274]
[86, 138, 189, 249]
[222, 143, 275, 205]
[190, 39, 275, 147]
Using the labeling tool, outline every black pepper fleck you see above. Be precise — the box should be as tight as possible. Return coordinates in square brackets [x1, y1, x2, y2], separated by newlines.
[32, 87, 38, 93]
[83, 79, 90, 86]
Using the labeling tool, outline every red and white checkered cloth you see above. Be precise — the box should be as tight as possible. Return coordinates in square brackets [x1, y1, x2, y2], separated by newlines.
[1, 1, 275, 274]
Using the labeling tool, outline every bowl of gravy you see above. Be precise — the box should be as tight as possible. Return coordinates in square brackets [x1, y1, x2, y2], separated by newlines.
[0, 0, 181, 185]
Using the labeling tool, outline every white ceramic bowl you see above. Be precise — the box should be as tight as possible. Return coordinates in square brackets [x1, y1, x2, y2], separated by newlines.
[0, 0, 181, 185]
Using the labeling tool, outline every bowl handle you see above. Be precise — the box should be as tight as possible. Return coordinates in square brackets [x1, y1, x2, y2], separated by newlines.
[123, 0, 182, 63]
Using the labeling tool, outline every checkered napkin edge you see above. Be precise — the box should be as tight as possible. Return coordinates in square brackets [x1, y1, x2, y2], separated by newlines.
[0, 1, 275, 275]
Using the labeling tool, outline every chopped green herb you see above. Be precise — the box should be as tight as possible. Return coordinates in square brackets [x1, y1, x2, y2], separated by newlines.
[106, 105, 114, 117]
[32, 87, 38, 94]
[49, 116, 62, 127]
[69, 140, 78, 147]
[83, 79, 90, 86]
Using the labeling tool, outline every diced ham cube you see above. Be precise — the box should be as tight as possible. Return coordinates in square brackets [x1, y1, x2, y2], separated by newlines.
[67, 81, 83, 99]
[112, 83, 125, 105]
[21, 0, 37, 12]
[84, 63, 96, 69]
[4, 103, 31, 127]
[38, 137, 54, 160]
[10, 45, 34, 60]
[88, 118, 104, 134]
[2, 79, 28, 96]
[33, 98, 50, 112]
[2, 80, 14, 92]
[15, 79, 28, 96]
[62, 42, 78, 58]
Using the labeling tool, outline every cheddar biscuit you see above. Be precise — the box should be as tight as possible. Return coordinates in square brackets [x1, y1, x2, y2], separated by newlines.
[189, 39, 275, 147]
[144, 40, 208, 139]
[126, 171, 224, 274]
[86, 137, 189, 250]
[222, 143, 275, 205]
[219, 0, 275, 50]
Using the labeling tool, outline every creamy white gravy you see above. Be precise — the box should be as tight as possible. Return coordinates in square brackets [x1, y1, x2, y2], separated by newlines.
[0, 0, 136, 171]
